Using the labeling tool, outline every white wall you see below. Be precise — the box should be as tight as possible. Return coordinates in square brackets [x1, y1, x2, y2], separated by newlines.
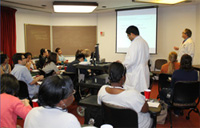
[15, 4, 200, 65]
[97, 4, 199, 70]
[196, 4, 200, 65]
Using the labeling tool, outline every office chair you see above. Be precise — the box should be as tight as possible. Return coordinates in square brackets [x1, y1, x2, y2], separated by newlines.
[168, 81, 200, 128]
[17, 80, 33, 107]
[157, 73, 172, 99]
[102, 102, 138, 128]
[151, 59, 167, 80]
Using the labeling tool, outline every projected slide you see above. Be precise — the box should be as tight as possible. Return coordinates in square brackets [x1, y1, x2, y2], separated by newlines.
[116, 7, 157, 54]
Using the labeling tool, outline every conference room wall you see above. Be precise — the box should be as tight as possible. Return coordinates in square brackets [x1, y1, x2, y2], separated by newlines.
[97, 4, 199, 70]
[15, 9, 97, 61]
[15, 4, 199, 65]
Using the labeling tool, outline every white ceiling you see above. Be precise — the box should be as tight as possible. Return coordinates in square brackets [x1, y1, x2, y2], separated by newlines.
[1, 0, 200, 13]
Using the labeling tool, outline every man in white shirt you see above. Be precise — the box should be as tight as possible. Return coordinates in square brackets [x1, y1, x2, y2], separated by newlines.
[174, 28, 195, 62]
[123, 25, 150, 92]
[11, 53, 44, 98]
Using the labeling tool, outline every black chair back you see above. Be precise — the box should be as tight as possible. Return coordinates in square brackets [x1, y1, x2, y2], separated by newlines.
[173, 81, 200, 104]
[102, 102, 138, 128]
[158, 73, 172, 89]
[18, 80, 32, 106]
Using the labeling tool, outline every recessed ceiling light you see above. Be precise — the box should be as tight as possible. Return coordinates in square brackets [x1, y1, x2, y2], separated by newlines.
[53, 1, 98, 13]
[133, 0, 187, 4]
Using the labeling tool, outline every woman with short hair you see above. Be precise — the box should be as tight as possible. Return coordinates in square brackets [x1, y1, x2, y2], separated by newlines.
[0, 74, 32, 128]
[24, 75, 81, 128]
[97, 62, 153, 128]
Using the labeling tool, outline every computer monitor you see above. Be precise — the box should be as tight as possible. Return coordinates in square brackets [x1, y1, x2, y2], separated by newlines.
[95, 44, 100, 62]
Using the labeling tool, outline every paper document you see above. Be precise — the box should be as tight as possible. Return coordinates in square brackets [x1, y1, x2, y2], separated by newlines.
[147, 101, 160, 108]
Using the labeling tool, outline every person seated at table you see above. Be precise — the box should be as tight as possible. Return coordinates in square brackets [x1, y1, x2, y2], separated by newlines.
[0, 54, 11, 75]
[24, 75, 81, 128]
[66, 53, 85, 73]
[11, 53, 44, 98]
[81, 49, 91, 62]
[42, 52, 60, 75]
[0, 73, 32, 128]
[160, 51, 180, 74]
[97, 62, 153, 128]
[55, 47, 68, 65]
[24, 52, 37, 71]
[47, 49, 51, 57]
[159, 54, 198, 116]
[37, 48, 48, 69]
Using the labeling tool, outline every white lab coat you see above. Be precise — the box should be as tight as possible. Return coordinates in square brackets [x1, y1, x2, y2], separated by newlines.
[178, 37, 195, 62]
[123, 36, 150, 92]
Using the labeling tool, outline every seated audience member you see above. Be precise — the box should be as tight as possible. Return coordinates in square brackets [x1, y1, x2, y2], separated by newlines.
[160, 51, 180, 74]
[0, 74, 32, 128]
[97, 62, 153, 128]
[66, 53, 85, 73]
[160, 54, 198, 115]
[24, 52, 37, 70]
[11, 53, 44, 98]
[81, 49, 91, 62]
[42, 52, 60, 75]
[47, 49, 51, 57]
[37, 48, 48, 69]
[24, 75, 81, 128]
[0, 54, 11, 75]
[75, 49, 83, 56]
[55, 47, 68, 64]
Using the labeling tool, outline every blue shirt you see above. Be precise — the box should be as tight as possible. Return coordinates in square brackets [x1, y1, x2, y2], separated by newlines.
[11, 64, 39, 98]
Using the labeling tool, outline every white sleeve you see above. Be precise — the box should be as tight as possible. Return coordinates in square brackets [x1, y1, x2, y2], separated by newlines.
[127, 90, 145, 113]
[123, 42, 138, 70]
[186, 42, 195, 58]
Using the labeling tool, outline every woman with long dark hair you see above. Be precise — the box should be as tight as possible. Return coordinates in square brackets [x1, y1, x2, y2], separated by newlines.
[42, 52, 60, 75]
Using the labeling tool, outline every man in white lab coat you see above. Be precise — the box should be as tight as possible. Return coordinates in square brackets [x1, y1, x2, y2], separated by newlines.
[174, 28, 195, 62]
[123, 26, 150, 92]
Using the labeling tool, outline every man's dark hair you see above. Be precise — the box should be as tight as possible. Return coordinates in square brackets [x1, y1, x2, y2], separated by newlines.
[12, 53, 23, 64]
[1, 54, 8, 64]
[45, 52, 57, 65]
[40, 48, 46, 56]
[75, 53, 85, 60]
[1, 73, 20, 95]
[108, 62, 126, 83]
[185, 28, 192, 37]
[180, 54, 193, 71]
[24, 52, 32, 58]
[38, 75, 74, 108]
[55, 48, 60, 53]
[126, 25, 140, 35]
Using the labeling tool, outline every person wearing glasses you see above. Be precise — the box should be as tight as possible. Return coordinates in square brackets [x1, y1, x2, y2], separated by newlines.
[11, 53, 44, 98]
[97, 62, 152, 128]
[174, 28, 195, 62]
[24, 75, 81, 128]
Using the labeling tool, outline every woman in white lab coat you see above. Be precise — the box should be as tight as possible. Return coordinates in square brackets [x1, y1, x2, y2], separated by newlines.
[123, 26, 150, 92]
